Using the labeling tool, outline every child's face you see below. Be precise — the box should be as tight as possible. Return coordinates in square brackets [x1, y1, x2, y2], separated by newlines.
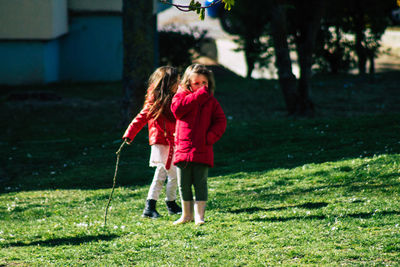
[189, 74, 208, 92]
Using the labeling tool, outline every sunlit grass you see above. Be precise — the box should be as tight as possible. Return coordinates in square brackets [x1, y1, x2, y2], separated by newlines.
[1, 72, 400, 265]
[1, 154, 399, 265]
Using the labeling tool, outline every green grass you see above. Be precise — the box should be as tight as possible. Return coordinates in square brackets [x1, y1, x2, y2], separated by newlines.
[1, 71, 400, 265]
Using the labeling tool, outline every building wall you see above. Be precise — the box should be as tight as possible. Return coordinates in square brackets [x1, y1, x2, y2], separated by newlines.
[68, 0, 122, 12]
[0, 0, 66, 84]
[0, 0, 163, 85]
[0, 0, 68, 40]
[0, 40, 59, 84]
[59, 16, 122, 82]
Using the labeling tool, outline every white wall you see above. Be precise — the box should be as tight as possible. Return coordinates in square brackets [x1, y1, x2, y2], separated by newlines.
[68, 0, 122, 12]
[68, 0, 164, 15]
[0, 0, 68, 40]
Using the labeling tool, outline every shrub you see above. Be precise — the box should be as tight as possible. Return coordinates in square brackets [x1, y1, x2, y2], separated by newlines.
[158, 25, 213, 72]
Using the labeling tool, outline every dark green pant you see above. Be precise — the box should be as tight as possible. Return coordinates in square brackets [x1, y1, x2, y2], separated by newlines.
[177, 162, 209, 201]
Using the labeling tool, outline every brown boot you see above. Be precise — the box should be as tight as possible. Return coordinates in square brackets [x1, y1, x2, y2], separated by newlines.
[194, 201, 206, 225]
[173, 201, 194, 225]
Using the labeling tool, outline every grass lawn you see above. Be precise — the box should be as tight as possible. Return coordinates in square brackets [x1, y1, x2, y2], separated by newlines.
[0, 70, 399, 265]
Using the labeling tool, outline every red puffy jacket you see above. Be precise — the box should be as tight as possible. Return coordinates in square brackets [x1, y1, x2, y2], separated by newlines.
[171, 86, 226, 167]
[122, 103, 176, 169]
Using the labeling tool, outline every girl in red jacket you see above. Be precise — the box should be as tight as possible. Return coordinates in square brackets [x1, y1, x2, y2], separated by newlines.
[171, 64, 227, 225]
[123, 66, 182, 218]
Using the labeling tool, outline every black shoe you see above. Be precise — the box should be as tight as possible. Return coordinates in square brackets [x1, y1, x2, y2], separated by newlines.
[142, 199, 160, 218]
[166, 200, 182, 215]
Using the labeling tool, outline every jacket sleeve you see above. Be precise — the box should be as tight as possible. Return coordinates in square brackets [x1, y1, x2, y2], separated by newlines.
[206, 99, 227, 145]
[171, 86, 210, 119]
[122, 104, 150, 141]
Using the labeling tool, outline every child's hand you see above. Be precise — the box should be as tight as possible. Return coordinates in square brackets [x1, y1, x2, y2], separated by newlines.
[194, 85, 209, 94]
[124, 138, 132, 145]
[177, 85, 191, 94]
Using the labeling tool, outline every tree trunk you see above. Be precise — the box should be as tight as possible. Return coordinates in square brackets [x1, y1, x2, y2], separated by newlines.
[354, 0, 367, 75]
[120, 0, 156, 127]
[355, 30, 367, 75]
[368, 52, 375, 83]
[329, 26, 342, 74]
[269, 3, 298, 115]
[244, 38, 256, 78]
[294, 0, 326, 116]
[368, 53, 375, 75]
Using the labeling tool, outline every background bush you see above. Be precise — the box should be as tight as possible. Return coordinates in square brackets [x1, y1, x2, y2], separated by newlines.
[158, 26, 213, 72]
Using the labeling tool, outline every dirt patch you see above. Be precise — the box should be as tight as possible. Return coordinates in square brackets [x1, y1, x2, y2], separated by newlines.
[5, 91, 62, 102]
[375, 49, 400, 72]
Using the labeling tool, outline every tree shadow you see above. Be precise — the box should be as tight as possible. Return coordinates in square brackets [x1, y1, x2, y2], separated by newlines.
[228, 201, 329, 214]
[2, 233, 119, 248]
[250, 210, 400, 223]
[1, 70, 399, 193]
[227, 182, 395, 215]
[225, 179, 400, 206]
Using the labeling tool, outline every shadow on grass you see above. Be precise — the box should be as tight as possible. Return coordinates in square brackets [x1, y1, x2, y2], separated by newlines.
[229, 202, 329, 214]
[249, 210, 400, 223]
[1, 71, 400, 192]
[1, 233, 119, 248]
[228, 181, 400, 205]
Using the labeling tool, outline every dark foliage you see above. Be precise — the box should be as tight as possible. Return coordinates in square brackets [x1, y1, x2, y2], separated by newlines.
[158, 26, 211, 72]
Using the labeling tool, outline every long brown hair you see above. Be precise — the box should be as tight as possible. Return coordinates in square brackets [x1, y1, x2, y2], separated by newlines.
[181, 64, 215, 94]
[145, 66, 179, 121]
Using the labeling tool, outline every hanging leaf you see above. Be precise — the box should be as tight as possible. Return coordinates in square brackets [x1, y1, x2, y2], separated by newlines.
[200, 8, 205, 20]
[223, 0, 234, 10]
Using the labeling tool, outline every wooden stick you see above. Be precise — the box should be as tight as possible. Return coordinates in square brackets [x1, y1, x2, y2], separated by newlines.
[104, 139, 127, 226]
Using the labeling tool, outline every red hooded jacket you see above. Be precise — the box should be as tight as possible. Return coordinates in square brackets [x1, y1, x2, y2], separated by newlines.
[171, 86, 226, 167]
[122, 103, 176, 169]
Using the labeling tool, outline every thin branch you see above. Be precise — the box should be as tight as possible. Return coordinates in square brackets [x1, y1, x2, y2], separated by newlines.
[103, 140, 127, 226]
[159, 0, 222, 12]
[175, 6, 191, 12]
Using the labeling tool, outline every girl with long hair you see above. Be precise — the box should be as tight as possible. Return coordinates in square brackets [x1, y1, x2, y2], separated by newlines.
[123, 66, 182, 218]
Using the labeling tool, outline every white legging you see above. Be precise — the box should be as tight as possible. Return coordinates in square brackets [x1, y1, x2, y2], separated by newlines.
[147, 164, 178, 201]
